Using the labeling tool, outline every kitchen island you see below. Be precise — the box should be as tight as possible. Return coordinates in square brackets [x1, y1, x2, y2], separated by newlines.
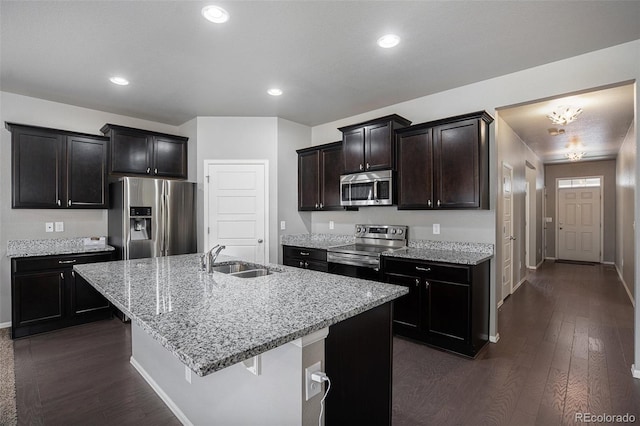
[74, 253, 407, 425]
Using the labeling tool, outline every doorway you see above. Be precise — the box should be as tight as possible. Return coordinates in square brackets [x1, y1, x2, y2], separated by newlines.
[556, 177, 602, 263]
[203, 160, 269, 263]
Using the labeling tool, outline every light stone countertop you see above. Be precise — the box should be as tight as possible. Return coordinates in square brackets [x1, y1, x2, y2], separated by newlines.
[7, 238, 114, 258]
[280, 233, 354, 249]
[74, 253, 408, 377]
[382, 247, 493, 265]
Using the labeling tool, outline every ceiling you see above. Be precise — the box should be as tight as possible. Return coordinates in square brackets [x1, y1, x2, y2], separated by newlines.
[499, 83, 635, 164]
[1, 1, 639, 130]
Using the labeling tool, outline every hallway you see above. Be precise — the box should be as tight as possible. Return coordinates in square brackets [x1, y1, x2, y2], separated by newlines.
[393, 261, 640, 425]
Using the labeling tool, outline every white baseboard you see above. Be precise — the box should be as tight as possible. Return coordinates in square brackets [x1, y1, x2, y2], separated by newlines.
[602, 261, 615, 265]
[497, 300, 504, 309]
[545, 257, 557, 261]
[489, 333, 500, 343]
[632, 364, 640, 379]
[512, 277, 526, 293]
[130, 356, 193, 426]
[615, 264, 635, 307]
[0, 322, 11, 329]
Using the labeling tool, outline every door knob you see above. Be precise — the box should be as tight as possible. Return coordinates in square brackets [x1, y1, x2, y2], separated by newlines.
[258, 239, 263, 243]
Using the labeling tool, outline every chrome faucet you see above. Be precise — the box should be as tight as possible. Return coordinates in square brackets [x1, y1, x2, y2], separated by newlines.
[204, 244, 226, 273]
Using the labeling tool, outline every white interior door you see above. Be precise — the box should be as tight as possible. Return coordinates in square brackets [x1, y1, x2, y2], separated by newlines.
[205, 161, 268, 263]
[501, 163, 514, 301]
[557, 187, 601, 262]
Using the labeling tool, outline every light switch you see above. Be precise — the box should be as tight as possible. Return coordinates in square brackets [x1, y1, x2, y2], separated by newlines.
[55, 222, 64, 232]
[280, 221, 286, 230]
[45, 222, 54, 233]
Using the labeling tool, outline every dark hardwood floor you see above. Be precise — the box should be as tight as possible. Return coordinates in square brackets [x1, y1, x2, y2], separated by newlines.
[13, 260, 639, 425]
[393, 261, 640, 425]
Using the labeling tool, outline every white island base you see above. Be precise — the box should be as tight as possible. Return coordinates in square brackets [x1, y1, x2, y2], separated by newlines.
[130, 322, 328, 426]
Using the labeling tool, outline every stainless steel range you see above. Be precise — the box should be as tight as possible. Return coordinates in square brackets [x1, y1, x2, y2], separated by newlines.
[327, 224, 408, 281]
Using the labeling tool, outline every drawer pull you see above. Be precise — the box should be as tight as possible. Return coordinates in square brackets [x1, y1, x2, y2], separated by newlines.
[305, 261, 309, 268]
[60, 272, 64, 279]
[415, 266, 431, 272]
[425, 281, 430, 289]
[300, 252, 310, 256]
[415, 278, 420, 286]
[58, 260, 77, 264]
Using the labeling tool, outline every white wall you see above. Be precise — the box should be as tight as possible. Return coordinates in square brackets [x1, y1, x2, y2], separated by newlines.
[616, 118, 636, 303]
[0, 91, 183, 325]
[310, 39, 640, 344]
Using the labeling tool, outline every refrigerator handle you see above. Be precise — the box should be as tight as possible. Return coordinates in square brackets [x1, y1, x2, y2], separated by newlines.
[161, 191, 166, 256]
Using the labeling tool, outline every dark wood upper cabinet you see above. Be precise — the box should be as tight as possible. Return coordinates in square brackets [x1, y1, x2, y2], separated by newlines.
[297, 141, 343, 211]
[396, 111, 493, 210]
[7, 123, 108, 209]
[339, 114, 411, 174]
[101, 124, 188, 179]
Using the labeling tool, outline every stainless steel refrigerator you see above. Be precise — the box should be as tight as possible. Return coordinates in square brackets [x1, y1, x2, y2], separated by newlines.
[108, 177, 197, 260]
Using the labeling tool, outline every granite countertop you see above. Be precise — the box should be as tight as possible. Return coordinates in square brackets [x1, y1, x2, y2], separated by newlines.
[281, 234, 494, 265]
[281, 233, 354, 250]
[7, 237, 114, 258]
[74, 253, 407, 377]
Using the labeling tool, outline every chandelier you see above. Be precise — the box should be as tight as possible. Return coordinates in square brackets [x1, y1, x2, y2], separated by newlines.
[565, 150, 585, 162]
[547, 105, 583, 126]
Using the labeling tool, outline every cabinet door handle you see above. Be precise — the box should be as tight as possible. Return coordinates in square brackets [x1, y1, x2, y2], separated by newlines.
[71, 271, 75, 278]
[415, 278, 420, 286]
[425, 281, 430, 289]
[154, 168, 158, 174]
[68, 199, 72, 206]
[305, 261, 309, 268]
[428, 200, 432, 207]
[366, 162, 370, 170]
[359, 164, 363, 171]
[58, 259, 77, 264]
[146, 167, 151, 174]
[319, 202, 323, 209]
[60, 272, 64, 280]
[415, 266, 431, 272]
[57, 199, 61, 207]
[300, 252, 310, 256]
[315, 203, 318, 209]
[437, 200, 441, 207]
[299, 261, 304, 267]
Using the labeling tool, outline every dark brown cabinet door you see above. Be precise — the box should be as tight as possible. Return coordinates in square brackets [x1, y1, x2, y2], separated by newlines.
[365, 122, 393, 171]
[298, 149, 320, 210]
[11, 127, 64, 208]
[67, 135, 108, 208]
[109, 128, 152, 175]
[424, 279, 470, 342]
[71, 271, 110, 315]
[342, 127, 365, 174]
[320, 143, 343, 209]
[153, 136, 188, 179]
[385, 272, 421, 331]
[433, 119, 480, 209]
[397, 129, 433, 209]
[13, 271, 64, 330]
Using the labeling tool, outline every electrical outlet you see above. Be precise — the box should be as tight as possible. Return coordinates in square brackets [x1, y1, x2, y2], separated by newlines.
[280, 220, 286, 230]
[55, 222, 64, 232]
[305, 361, 322, 401]
[433, 224, 440, 235]
[45, 222, 54, 232]
[329, 221, 334, 230]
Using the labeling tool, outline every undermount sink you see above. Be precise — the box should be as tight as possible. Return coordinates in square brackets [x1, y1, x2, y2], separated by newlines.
[210, 261, 278, 278]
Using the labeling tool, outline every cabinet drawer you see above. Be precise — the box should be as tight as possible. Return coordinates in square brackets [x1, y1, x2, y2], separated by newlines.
[383, 258, 470, 284]
[13, 252, 114, 273]
[283, 246, 327, 262]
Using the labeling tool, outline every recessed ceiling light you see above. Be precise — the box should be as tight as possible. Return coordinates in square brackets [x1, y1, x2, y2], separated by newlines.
[202, 5, 229, 23]
[267, 88, 283, 96]
[377, 34, 400, 49]
[109, 76, 129, 86]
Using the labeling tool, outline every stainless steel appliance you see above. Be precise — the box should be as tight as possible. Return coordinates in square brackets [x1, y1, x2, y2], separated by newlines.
[108, 177, 197, 260]
[327, 224, 408, 280]
[340, 170, 395, 207]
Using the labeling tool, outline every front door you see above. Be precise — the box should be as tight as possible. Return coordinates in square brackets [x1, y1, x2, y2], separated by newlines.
[557, 186, 601, 262]
[204, 161, 268, 263]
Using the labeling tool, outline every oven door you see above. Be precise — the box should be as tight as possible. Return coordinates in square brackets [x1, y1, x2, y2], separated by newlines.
[328, 262, 383, 282]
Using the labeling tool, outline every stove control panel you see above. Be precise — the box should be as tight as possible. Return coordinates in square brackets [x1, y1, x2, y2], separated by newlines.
[354, 224, 408, 241]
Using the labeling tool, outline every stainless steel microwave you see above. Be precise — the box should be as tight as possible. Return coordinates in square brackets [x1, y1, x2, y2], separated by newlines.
[340, 170, 394, 207]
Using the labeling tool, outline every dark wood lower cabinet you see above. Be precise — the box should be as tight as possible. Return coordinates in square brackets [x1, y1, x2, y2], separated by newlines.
[11, 251, 114, 338]
[383, 257, 490, 357]
[325, 302, 392, 426]
[282, 245, 328, 272]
